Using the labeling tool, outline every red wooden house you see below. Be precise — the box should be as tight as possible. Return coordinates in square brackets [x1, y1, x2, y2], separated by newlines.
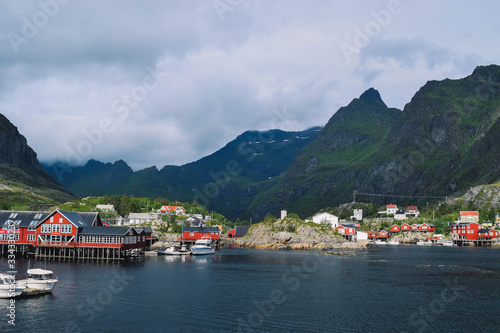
[377, 230, 389, 238]
[366, 231, 379, 239]
[182, 227, 220, 240]
[390, 225, 401, 232]
[449, 222, 486, 241]
[419, 223, 435, 232]
[401, 223, 411, 231]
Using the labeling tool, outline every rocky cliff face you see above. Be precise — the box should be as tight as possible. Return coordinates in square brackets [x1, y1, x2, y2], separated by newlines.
[0, 114, 42, 168]
[0, 113, 73, 203]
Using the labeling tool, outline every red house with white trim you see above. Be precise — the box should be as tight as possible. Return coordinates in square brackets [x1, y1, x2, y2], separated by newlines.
[159, 205, 186, 215]
[401, 223, 411, 231]
[390, 225, 401, 232]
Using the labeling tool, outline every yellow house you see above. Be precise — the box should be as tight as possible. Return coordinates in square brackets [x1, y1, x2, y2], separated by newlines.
[460, 211, 479, 223]
[482, 221, 493, 228]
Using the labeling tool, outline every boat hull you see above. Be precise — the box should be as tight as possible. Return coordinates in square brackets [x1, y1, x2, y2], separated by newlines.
[191, 248, 215, 255]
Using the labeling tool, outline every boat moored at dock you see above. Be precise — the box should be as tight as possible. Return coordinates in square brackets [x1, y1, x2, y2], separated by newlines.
[0, 273, 25, 298]
[191, 238, 215, 255]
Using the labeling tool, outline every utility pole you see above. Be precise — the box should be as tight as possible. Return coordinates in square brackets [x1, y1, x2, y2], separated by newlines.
[353, 190, 356, 203]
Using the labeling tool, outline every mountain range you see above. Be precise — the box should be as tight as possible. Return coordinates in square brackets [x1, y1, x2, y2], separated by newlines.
[4, 64, 500, 220]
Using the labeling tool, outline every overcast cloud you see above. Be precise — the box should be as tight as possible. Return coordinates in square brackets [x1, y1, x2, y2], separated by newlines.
[0, 0, 498, 170]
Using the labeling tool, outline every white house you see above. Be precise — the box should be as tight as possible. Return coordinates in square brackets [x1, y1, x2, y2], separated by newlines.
[406, 206, 420, 217]
[386, 204, 397, 215]
[353, 209, 363, 220]
[126, 213, 157, 225]
[312, 212, 339, 229]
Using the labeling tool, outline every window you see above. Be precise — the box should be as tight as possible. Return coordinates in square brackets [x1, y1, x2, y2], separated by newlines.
[41, 224, 51, 233]
[59, 218, 63, 223]
[50, 216, 54, 222]
[28, 234, 36, 241]
[61, 225, 72, 233]
[52, 224, 60, 233]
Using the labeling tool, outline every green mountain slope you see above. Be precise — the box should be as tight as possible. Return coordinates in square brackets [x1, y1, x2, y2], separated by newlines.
[246, 65, 500, 219]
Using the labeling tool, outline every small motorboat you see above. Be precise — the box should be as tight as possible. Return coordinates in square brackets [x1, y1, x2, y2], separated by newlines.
[416, 240, 433, 246]
[191, 238, 215, 255]
[442, 240, 457, 247]
[0, 273, 26, 298]
[387, 241, 400, 245]
[373, 240, 387, 245]
[157, 244, 191, 255]
[23, 268, 58, 292]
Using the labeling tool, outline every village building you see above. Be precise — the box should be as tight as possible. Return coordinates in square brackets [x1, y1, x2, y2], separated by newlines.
[181, 227, 220, 240]
[95, 204, 115, 211]
[449, 222, 499, 245]
[406, 206, 420, 217]
[386, 204, 397, 215]
[390, 224, 401, 232]
[0, 210, 150, 260]
[394, 210, 407, 220]
[159, 205, 186, 215]
[311, 212, 339, 229]
[125, 212, 157, 225]
[460, 211, 479, 223]
[353, 209, 363, 220]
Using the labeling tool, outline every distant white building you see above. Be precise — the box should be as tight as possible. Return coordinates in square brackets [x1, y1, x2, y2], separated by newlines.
[386, 204, 397, 215]
[126, 213, 157, 225]
[357, 231, 369, 240]
[96, 204, 115, 211]
[353, 209, 363, 220]
[281, 210, 287, 220]
[312, 212, 339, 229]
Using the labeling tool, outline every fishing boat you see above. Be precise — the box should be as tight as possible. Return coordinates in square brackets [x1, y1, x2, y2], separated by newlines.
[157, 244, 191, 255]
[191, 238, 215, 255]
[0, 273, 26, 298]
[442, 240, 457, 247]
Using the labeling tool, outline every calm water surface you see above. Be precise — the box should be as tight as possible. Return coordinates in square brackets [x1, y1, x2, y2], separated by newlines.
[1, 246, 499, 332]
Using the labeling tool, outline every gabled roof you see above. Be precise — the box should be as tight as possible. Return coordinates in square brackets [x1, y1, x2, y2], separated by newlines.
[387, 204, 397, 208]
[57, 210, 88, 228]
[134, 227, 153, 235]
[407, 206, 418, 210]
[478, 229, 491, 234]
[78, 212, 102, 226]
[160, 205, 186, 212]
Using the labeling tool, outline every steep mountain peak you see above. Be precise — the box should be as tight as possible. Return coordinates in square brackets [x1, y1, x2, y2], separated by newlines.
[359, 87, 386, 107]
[470, 64, 500, 82]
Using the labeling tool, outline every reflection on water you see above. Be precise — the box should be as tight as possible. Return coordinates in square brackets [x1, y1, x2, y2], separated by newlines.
[0, 246, 499, 332]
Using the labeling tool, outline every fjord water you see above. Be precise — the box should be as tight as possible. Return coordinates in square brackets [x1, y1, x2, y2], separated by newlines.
[1, 246, 499, 332]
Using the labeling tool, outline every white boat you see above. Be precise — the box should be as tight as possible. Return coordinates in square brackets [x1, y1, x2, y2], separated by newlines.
[416, 240, 433, 246]
[387, 241, 400, 245]
[23, 269, 58, 292]
[0, 273, 26, 298]
[158, 244, 191, 255]
[191, 238, 215, 255]
[442, 240, 457, 247]
[373, 240, 387, 245]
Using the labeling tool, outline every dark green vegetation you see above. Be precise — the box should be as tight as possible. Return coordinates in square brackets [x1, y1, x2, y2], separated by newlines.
[0, 114, 74, 210]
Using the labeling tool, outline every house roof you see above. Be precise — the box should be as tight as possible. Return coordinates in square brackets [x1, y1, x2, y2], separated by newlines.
[78, 212, 102, 226]
[0, 211, 51, 228]
[79, 226, 133, 236]
[234, 226, 250, 237]
[134, 227, 153, 235]
[54, 210, 88, 228]
[182, 227, 220, 233]
[460, 211, 479, 216]
[407, 206, 418, 210]
[387, 204, 397, 208]
[159, 205, 186, 212]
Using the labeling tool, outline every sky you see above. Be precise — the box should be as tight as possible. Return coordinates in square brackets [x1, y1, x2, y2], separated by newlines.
[0, 0, 499, 170]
